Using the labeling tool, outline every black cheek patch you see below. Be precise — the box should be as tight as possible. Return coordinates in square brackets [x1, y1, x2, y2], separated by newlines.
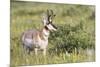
[45, 25, 49, 30]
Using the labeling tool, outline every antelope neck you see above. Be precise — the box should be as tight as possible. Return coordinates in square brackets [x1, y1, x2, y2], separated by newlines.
[43, 26, 50, 37]
[39, 26, 50, 40]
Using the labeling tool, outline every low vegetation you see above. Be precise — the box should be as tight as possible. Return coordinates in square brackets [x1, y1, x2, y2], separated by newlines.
[10, 1, 95, 66]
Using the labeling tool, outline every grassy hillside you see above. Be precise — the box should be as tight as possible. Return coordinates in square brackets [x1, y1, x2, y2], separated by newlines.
[10, 1, 95, 66]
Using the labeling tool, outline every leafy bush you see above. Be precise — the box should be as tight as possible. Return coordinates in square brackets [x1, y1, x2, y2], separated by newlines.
[49, 22, 95, 54]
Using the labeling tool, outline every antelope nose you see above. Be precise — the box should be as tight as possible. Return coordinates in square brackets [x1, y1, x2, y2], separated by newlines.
[54, 27, 57, 31]
[55, 26, 57, 31]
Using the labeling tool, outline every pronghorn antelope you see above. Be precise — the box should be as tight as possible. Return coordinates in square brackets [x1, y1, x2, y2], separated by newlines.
[21, 9, 57, 56]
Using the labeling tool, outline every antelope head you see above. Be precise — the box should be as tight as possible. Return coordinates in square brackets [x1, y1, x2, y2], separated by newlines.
[42, 9, 57, 32]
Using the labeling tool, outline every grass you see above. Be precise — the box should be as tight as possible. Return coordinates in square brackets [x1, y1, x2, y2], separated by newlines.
[10, 1, 95, 66]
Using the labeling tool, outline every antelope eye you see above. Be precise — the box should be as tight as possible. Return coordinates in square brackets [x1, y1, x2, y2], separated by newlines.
[49, 19, 52, 22]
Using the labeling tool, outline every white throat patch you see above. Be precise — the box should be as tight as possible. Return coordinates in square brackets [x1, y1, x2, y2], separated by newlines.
[43, 29, 49, 36]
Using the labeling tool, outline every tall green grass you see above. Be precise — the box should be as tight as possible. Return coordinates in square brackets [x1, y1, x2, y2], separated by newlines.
[10, 1, 95, 66]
